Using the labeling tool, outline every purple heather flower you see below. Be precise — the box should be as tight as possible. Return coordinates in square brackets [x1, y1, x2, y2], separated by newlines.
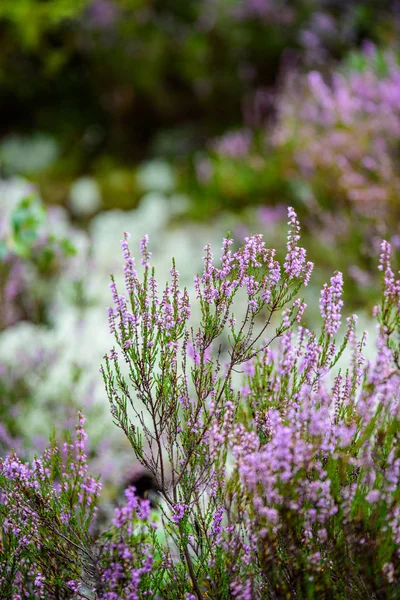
[230, 577, 252, 600]
[212, 129, 252, 158]
[366, 489, 381, 504]
[211, 506, 224, 538]
[121, 232, 139, 296]
[172, 503, 188, 524]
[34, 572, 46, 598]
[109, 348, 118, 361]
[67, 580, 81, 593]
[320, 271, 344, 336]
[276, 49, 400, 219]
[139, 234, 151, 267]
[284, 207, 313, 284]
[378, 240, 398, 299]
[109, 280, 119, 305]
[86, 0, 119, 28]
[107, 306, 116, 334]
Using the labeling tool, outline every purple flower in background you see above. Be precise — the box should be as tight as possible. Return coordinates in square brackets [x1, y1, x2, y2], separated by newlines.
[348, 265, 371, 287]
[275, 47, 400, 220]
[195, 156, 213, 183]
[212, 129, 252, 158]
[86, 0, 119, 28]
[231, 577, 253, 600]
[235, 0, 294, 24]
[258, 204, 286, 226]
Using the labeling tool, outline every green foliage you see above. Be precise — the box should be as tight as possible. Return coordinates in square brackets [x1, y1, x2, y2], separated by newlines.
[0, 0, 85, 46]
[0, 195, 76, 330]
[9, 196, 46, 257]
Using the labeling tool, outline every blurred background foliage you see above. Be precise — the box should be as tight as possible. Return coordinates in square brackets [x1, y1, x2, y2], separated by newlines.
[0, 2, 398, 196]
[0, 1, 399, 225]
[1, 0, 400, 495]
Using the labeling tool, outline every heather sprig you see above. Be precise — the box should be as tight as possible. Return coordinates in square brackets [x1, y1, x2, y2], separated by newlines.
[376, 239, 400, 369]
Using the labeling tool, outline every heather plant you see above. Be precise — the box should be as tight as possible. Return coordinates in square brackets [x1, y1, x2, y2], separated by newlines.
[1, 208, 400, 598]
[274, 47, 400, 224]
[0, 412, 101, 599]
[200, 47, 400, 228]
[100, 208, 400, 598]
[0, 411, 162, 599]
